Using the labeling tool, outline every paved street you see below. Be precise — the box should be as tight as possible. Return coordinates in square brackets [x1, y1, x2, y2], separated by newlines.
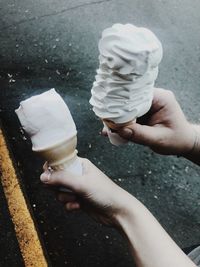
[0, 0, 200, 266]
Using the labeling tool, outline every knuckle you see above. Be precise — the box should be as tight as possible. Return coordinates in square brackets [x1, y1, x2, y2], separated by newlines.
[156, 135, 170, 149]
[158, 88, 175, 99]
[165, 90, 175, 99]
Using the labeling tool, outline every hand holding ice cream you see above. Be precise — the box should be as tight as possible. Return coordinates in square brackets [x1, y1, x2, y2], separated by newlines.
[90, 23, 163, 145]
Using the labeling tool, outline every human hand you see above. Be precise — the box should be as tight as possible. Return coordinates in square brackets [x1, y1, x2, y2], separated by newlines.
[40, 160, 196, 267]
[117, 88, 195, 155]
[40, 159, 131, 226]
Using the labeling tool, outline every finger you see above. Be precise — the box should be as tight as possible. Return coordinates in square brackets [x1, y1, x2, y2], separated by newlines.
[65, 202, 80, 211]
[57, 192, 77, 203]
[118, 123, 163, 146]
[150, 88, 176, 114]
[40, 166, 84, 192]
[43, 162, 48, 171]
[136, 88, 175, 126]
[101, 126, 108, 136]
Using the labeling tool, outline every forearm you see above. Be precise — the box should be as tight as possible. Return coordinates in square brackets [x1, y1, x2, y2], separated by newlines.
[183, 124, 200, 166]
[115, 194, 196, 267]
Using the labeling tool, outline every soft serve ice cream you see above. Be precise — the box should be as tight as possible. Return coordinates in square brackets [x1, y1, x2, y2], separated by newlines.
[90, 23, 163, 145]
[16, 89, 82, 175]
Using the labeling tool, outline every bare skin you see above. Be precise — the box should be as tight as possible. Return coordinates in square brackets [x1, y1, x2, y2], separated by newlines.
[41, 159, 196, 267]
[40, 88, 199, 267]
[117, 88, 200, 163]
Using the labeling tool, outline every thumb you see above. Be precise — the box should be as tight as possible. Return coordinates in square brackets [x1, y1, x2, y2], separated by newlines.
[118, 123, 161, 146]
[40, 169, 83, 192]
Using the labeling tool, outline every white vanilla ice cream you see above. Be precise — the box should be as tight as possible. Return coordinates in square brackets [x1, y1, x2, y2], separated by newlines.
[16, 89, 76, 150]
[15, 89, 82, 175]
[90, 23, 163, 124]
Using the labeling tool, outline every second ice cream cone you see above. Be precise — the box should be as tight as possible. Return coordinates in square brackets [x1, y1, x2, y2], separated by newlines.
[102, 119, 136, 146]
[103, 119, 135, 131]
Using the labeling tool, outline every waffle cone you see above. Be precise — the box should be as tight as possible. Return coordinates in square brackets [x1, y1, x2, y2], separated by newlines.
[34, 135, 82, 175]
[102, 119, 135, 131]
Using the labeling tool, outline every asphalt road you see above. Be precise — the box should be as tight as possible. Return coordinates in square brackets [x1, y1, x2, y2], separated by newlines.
[0, 0, 200, 266]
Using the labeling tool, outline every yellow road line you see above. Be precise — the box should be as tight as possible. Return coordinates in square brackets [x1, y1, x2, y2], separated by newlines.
[0, 129, 48, 267]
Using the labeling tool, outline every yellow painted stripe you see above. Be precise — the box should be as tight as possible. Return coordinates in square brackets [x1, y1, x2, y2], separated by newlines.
[0, 129, 48, 267]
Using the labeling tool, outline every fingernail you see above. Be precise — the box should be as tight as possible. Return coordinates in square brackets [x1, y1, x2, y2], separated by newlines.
[40, 172, 51, 183]
[120, 128, 133, 139]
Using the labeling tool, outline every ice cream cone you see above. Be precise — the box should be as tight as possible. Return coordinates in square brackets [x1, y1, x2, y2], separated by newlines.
[90, 24, 163, 146]
[15, 89, 83, 178]
[34, 136, 82, 175]
[102, 119, 135, 146]
[103, 119, 134, 131]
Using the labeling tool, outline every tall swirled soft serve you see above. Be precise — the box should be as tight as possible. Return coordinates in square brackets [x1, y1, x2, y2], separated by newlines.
[89, 23, 163, 124]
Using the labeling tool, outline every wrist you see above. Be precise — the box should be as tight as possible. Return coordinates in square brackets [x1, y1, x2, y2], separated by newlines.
[179, 124, 200, 157]
[112, 191, 145, 232]
[180, 124, 200, 166]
